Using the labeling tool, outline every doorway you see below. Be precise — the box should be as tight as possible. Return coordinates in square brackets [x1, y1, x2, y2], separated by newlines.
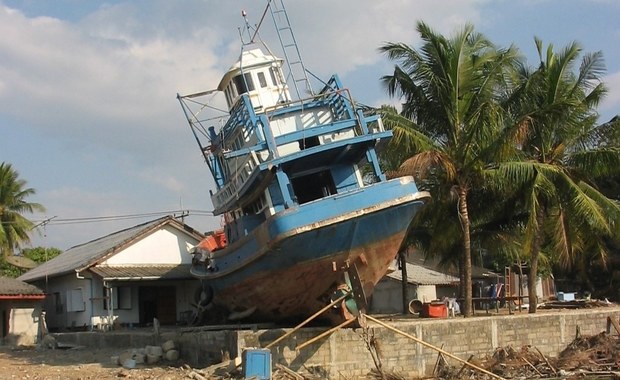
[138, 286, 177, 325]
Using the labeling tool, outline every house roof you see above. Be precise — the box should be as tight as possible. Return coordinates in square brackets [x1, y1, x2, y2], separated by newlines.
[0, 276, 45, 299]
[387, 262, 459, 286]
[90, 264, 193, 281]
[18, 216, 204, 283]
[404, 249, 499, 280]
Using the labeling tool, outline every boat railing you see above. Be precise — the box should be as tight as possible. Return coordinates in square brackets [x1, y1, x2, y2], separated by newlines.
[222, 94, 260, 144]
[264, 87, 356, 127]
[211, 150, 261, 212]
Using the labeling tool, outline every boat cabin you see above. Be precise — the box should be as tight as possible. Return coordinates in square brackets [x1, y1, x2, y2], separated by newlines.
[200, 47, 389, 247]
[218, 48, 290, 112]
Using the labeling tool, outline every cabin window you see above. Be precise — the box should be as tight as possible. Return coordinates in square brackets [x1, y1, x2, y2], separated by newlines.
[228, 83, 237, 98]
[233, 73, 255, 94]
[298, 136, 320, 150]
[224, 87, 232, 106]
[257, 72, 268, 88]
[291, 169, 337, 204]
[270, 68, 279, 85]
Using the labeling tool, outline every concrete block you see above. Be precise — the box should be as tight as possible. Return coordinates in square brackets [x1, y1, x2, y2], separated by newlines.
[162, 340, 176, 352]
[165, 349, 180, 361]
[146, 345, 163, 356]
[122, 358, 136, 369]
[133, 353, 146, 364]
[119, 351, 133, 364]
[146, 353, 161, 365]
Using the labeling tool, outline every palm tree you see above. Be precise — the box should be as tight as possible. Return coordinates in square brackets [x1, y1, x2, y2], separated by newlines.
[0, 162, 44, 259]
[495, 39, 620, 313]
[379, 22, 519, 316]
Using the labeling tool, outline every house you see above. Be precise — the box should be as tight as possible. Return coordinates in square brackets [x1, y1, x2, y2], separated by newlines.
[0, 276, 45, 346]
[369, 262, 459, 314]
[18, 216, 205, 331]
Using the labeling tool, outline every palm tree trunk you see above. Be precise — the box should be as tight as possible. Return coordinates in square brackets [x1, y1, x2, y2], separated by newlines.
[458, 185, 473, 317]
[528, 206, 544, 314]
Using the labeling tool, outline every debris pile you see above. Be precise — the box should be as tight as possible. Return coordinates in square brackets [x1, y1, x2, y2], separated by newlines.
[427, 331, 620, 379]
[111, 339, 180, 369]
[539, 299, 614, 310]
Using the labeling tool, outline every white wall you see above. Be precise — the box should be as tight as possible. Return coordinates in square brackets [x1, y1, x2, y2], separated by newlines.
[102, 226, 195, 265]
[0, 300, 42, 346]
[416, 285, 438, 303]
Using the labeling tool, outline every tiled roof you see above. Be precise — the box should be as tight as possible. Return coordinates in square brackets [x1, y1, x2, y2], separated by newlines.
[90, 264, 193, 280]
[18, 216, 203, 282]
[0, 276, 44, 296]
[387, 262, 459, 286]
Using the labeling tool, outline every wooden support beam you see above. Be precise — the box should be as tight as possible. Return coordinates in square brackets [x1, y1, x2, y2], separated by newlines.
[296, 318, 357, 351]
[265, 292, 350, 349]
[362, 314, 505, 380]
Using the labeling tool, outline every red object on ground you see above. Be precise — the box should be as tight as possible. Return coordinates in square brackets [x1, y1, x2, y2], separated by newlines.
[421, 302, 447, 318]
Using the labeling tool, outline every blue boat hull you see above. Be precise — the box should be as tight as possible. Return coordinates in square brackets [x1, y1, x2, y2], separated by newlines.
[191, 177, 429, 323]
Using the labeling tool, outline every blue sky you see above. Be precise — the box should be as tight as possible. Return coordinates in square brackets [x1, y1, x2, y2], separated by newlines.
[1, 0, 619, 250]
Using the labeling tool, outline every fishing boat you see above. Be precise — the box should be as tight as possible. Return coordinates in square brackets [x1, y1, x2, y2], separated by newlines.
[177, 1, 429, 324]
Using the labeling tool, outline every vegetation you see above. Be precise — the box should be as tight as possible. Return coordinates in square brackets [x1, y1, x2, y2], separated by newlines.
[0, 247, 62, 278]
[0, 162, 46, 276]
[492, 39, 620, 312]
[379, 21, 520, 317]
[380, 24, 620, 314]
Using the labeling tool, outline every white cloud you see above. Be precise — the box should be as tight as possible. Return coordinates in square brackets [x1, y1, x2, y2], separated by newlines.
[601, 70, 620, 118]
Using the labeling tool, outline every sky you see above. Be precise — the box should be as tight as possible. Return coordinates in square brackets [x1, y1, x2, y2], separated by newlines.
[1, 0, 619, 250]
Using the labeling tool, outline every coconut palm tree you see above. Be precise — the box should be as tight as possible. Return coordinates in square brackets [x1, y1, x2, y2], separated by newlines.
[379, 22, 519, 316]
[493, 39, 620, 313]
[0, 162, 44, 259]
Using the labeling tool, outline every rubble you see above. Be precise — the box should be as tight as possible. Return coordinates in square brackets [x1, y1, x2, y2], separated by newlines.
[424, 330, 620, 379]
[111, 340, 177, 368]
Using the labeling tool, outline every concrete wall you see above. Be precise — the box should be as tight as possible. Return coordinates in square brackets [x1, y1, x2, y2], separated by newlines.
[51, 307, 620, 379]
[0, 300, 43, 346]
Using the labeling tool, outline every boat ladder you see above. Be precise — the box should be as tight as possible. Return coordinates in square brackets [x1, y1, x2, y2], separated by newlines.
[269, 0, 313, 100]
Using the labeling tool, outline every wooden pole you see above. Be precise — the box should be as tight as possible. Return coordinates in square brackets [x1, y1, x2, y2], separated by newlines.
[363, 314, 505, 380]
[296, 318, 357, 351]
[265, 292, 350, 349]
[400, 251, 408, 315]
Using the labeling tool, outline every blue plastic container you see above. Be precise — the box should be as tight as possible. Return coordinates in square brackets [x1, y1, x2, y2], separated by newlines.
[242, 348, 271, 380]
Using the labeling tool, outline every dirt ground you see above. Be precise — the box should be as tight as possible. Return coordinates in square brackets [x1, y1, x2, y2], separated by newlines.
[0, 346, 192, 380]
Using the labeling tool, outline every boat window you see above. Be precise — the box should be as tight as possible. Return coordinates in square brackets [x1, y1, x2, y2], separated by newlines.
[291, 170, 337, 204]
[233, 73, 255, 95]
[269, 67, 279, 85]
[298, 136, 320, 150]
[224, 87, 232, 106]
[257, 72, 268, 88]
[229, 83, 237, 98]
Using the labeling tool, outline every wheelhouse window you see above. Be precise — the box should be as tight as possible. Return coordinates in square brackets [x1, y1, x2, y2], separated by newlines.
[257, 72, 268, 88]
[269, 68, 279, 86]
[233, 73, 255, 95]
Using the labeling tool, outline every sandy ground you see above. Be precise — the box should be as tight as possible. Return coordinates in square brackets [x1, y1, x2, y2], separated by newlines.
[0, 346, 192, 380]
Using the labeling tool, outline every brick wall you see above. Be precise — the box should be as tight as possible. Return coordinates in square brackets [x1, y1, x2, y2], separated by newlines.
[241, 307, 620, 378]
[51, 307, 620, 378]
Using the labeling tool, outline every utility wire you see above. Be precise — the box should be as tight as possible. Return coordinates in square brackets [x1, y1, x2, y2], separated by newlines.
[30, 209, 214, 226]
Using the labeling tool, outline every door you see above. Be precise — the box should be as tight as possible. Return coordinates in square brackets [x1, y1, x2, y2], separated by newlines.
[139, 286, 177, 326]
